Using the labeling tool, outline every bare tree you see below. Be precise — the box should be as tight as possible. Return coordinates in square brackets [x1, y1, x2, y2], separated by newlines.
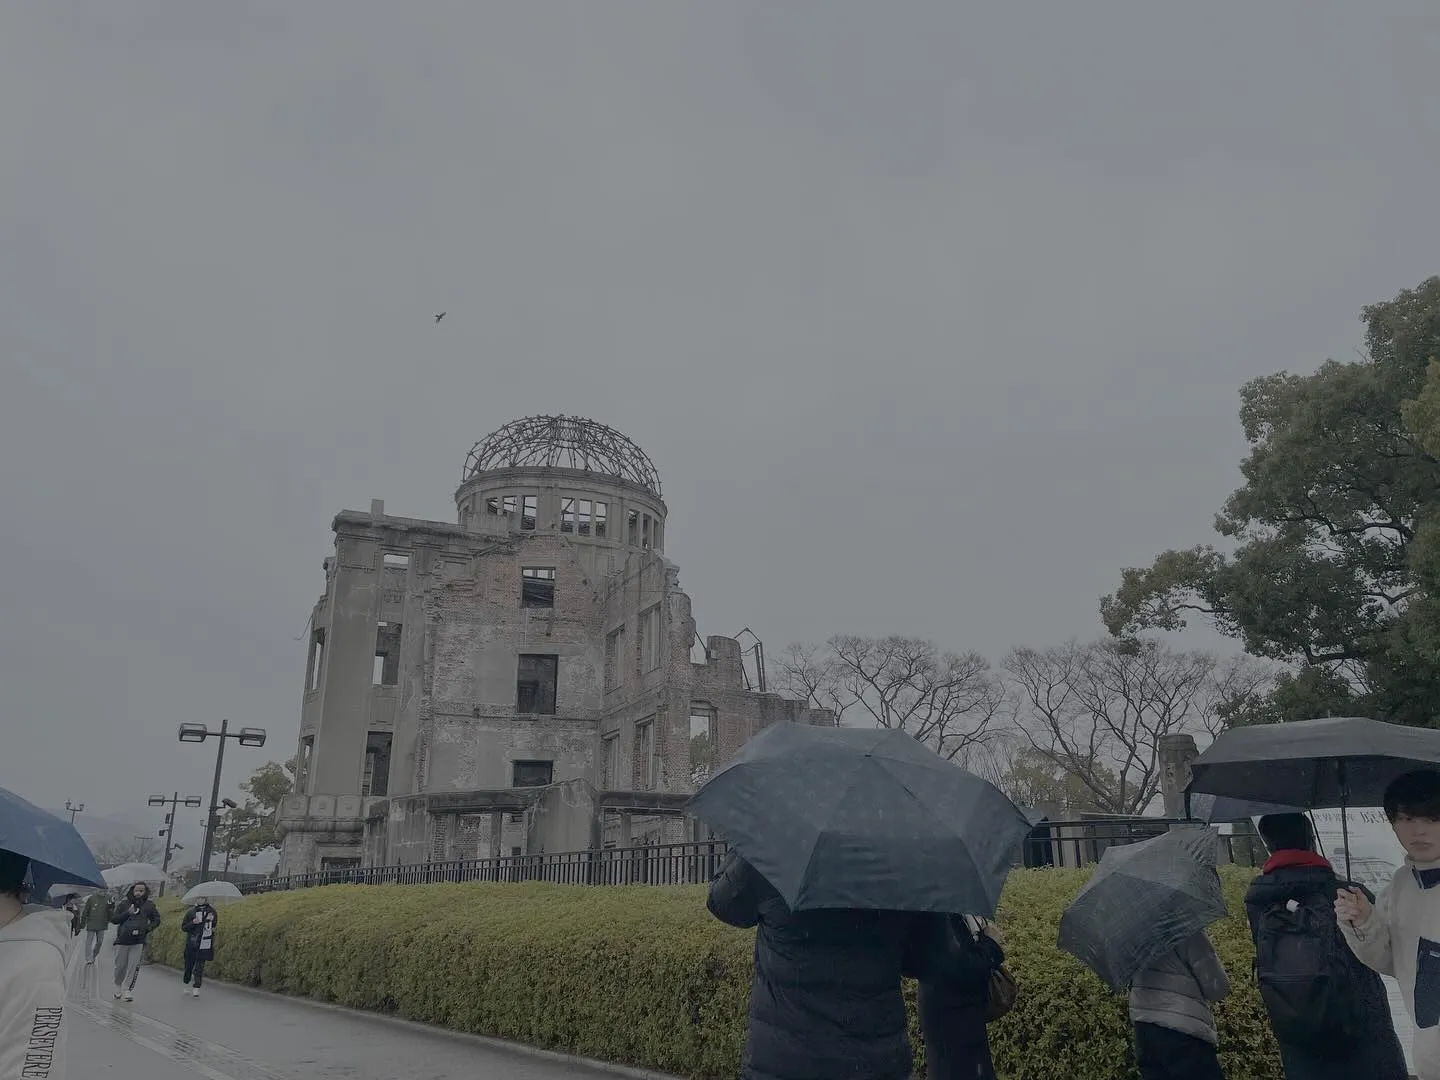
[776, 635, 1005, 760]
[1002, 639, 1239, 815]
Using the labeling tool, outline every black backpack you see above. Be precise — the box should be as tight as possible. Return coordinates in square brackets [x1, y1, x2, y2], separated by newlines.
[1252, 889, 1364, 1048]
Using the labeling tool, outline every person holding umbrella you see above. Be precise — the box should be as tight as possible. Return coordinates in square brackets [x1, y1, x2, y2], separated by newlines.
[690, 723, 1033, 1080]
[0, 786, 106, 1080]
[180, 893, 219, 997]
[1058, 827, 1230, 1080]
[0, 850, 71, 1080]
[1337, 769, 1440, 1080]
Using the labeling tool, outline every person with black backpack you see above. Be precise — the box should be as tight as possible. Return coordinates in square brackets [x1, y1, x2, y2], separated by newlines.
[1244, 813, 1407, 1080]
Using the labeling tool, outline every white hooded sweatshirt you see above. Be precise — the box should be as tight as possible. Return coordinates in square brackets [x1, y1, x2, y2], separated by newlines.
[0, 905, 70, 1080]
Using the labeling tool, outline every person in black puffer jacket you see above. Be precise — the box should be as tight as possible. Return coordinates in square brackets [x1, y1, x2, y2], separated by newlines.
[707, 849, 974, 1080]
[1244, 813, 1407, 1080]
[109, 883, 161, 1002]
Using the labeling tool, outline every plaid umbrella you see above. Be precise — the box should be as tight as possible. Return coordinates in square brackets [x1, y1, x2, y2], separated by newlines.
[1058, 826, 1226, 992]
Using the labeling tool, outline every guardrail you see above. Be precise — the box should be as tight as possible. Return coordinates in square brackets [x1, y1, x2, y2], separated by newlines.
[243, 819, 1259, 895]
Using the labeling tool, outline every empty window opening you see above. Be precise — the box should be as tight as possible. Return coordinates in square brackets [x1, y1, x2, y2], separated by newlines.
[459, 506, 471, 528]
[639, 605, 661, 672]
[521, 495, 537, 531]
[486, 497, 501, 516]
[512, 760, 554, 788]
[641, 515, 652, 549]
[635, 719, 657, 790]
[594, 501, 608, 538]
[297, 735, 315, 793]
[601, 732, 620, 788]
[362, 731, 393, 797]
[382, 552, 410, 569]
[652, 520, 663, 550]
[510, 846, 522, 858]
[521, 567, 556, 608]
[689, 707, 716, 786]
[373, 622, 402, 687]
[516, 654, 558, 715]
[627, 510, 640, 545]
[604, 627, 626, 691]
[307, 628, 326, 692]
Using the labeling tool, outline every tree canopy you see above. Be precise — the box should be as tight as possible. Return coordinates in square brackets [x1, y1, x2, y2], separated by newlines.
[1101, 276, 1440, 726]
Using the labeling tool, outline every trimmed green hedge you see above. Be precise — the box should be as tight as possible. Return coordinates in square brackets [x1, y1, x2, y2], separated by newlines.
[148, 867, 1285, 1079]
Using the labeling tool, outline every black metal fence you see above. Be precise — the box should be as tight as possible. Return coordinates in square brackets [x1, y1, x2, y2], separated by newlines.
[243, 841, 730, 894]
[243, 818, 1261, 895]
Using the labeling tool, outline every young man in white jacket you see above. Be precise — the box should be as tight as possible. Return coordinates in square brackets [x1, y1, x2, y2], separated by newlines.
[1337, 769, 1440, 1080]
[0, 849, 69, 1080]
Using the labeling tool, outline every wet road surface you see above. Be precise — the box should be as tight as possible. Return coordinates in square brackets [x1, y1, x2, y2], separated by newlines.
[66, 957, 636, 1080]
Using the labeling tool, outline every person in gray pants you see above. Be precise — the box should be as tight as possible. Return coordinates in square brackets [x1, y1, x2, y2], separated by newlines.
[109, 883, 160, 1001]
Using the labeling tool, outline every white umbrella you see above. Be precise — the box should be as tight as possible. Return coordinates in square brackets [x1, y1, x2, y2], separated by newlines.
[102, 862, 167, 889]
[181, 881, 244, 905]
[47, 882, 100, 900]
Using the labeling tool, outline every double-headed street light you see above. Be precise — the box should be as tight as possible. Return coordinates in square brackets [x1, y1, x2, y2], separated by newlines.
[178, 720, 266, 883]
[64, 801, 85, 825]
[148, 792, 203, 890]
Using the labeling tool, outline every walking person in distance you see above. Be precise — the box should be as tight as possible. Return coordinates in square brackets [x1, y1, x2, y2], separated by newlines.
[77, 889, 112, 966]
[109, 883, 160, 1002]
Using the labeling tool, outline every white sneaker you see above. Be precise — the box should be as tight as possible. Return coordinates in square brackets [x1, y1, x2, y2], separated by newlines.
[123, 991, 133, 1002]
[191, 987, 200, 997]
[112, 990, 122, 1000]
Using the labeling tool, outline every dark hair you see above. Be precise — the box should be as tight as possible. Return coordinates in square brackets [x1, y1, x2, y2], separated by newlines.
[1384, 770, 1440, 823]
[1257, 813, 1315, 854]
[125, 883, 149, 901]
[0, 850, 30, 898]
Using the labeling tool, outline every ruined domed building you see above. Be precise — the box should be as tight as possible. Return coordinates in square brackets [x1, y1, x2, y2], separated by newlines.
[276, 416, 830, 875]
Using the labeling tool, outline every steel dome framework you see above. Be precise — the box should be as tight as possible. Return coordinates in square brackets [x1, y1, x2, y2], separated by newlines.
[462, 415, 662, 496]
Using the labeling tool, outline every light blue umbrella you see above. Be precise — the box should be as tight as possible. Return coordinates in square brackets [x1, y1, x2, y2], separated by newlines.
[0, 786, 106, 893]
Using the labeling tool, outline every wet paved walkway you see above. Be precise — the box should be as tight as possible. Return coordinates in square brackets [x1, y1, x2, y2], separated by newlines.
[65, 955, 636, 1080]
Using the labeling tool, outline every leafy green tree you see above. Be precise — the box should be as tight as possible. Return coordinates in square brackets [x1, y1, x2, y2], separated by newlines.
[1102, 277, 1440, 726]
[218, 758, 297, 856]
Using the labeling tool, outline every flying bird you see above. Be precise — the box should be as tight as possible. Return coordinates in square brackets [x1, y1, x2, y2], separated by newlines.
[433, 312, 446, 324]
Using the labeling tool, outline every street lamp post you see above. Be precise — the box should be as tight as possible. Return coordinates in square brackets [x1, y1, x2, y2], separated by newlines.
[179, 719, 267, 884]
[148, 791, 202, 893]
[64, 801, 84, 825]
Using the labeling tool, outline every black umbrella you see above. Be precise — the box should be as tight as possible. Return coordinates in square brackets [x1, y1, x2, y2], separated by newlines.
[1187, 792, 1302, 825]
[1186, 716, 1440, 878]
[685, 722, 1031, 915]
[1058, 826, 1226, 992]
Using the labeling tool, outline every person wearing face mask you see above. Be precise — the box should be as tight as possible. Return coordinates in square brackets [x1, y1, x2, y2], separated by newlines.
[109, 883, 160, 1002]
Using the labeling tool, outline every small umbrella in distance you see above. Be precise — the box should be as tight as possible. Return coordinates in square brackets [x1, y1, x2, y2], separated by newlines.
[0, 785, 106, 893]
[102, 863, 167, 890]
[181, 881, 243, 905]
[1187, 716, 1440, 878]
[1058, 826, 1226, 993]
[685, 722, 1032, 915]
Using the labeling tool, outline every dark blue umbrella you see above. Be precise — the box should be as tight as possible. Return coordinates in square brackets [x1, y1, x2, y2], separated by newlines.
[686, 722, 1031, 915]
[0, 786, 106, 893]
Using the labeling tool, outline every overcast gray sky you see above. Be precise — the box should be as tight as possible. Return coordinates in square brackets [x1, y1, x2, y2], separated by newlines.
[2, 3, 1437, 832]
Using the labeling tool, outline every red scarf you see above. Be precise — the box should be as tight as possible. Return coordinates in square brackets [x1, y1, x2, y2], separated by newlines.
[1262, 849, 1332, 874]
